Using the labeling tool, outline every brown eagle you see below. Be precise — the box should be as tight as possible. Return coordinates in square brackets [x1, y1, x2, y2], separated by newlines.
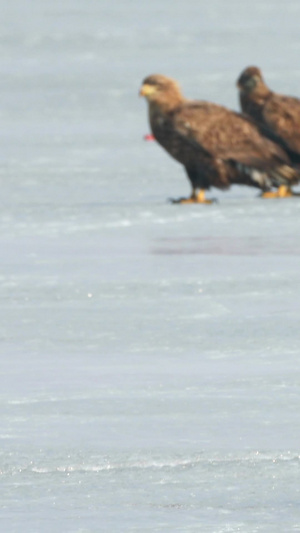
[140, 74, 300, 203]
[237, 66, 300, 197]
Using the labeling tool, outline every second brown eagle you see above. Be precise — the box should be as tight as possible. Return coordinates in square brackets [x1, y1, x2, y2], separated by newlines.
[140, 74, 299, 203]
[237, 66, 300, 197]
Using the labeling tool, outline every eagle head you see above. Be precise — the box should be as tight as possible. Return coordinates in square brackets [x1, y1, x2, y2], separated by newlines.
[237, 66, 264, 93]
[139, 74, 183, 109]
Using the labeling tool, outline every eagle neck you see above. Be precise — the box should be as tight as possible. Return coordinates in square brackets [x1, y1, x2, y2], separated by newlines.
[149, 92, 184, 114]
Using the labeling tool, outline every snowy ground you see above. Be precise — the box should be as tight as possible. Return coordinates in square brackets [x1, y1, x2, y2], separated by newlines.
[1, 1, 300, 532]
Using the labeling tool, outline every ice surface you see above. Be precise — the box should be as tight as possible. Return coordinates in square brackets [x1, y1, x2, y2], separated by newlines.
[1, 1, 300, 532]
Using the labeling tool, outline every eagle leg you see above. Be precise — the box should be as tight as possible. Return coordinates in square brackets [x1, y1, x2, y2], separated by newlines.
[277, 185, 300, 197]
[261, 185, 300, 199]
[171, 189, 214, 204]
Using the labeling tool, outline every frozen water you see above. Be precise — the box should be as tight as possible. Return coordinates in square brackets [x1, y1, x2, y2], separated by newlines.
[1, 1, 300, 532]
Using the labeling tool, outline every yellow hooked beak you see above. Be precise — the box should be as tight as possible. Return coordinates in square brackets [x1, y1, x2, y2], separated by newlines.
[139, 84, 156, 97]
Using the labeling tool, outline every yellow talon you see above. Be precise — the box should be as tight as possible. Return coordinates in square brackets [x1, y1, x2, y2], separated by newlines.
[261, 190, 281, 199]
[172, 189, 214, 204]
[261, 185, 298, 198]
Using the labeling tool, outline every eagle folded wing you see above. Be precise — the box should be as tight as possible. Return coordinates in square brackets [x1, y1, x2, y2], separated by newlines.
[264, 96, 300, 153]
[172, 101, 289, 170]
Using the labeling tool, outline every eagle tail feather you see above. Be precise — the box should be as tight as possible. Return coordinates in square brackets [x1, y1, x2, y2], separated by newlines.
[270, 165, 300, 186]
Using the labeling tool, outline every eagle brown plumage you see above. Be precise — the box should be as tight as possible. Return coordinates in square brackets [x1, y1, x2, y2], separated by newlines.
[237, 66, 300, 197]
[140, 74, 300, 203]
